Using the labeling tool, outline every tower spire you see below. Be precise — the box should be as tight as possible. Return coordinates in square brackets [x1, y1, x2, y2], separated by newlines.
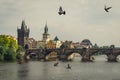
[43, 22, 50, 42]
[44, 22, 48, 34]
[21, 20, 27, 30]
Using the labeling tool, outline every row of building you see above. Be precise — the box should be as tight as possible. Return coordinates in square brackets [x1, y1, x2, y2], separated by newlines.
[17, 20, 93, 49]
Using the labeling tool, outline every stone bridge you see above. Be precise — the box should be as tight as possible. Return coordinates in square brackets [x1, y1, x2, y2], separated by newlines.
[24, 48, 120, 62]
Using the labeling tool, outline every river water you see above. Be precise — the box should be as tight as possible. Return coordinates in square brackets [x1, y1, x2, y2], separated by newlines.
[0, 55, 120, 80]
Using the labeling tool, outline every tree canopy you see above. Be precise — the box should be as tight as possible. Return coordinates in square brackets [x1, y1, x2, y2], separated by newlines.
[60, 43, 69, 49]
[0, 35, 18, 51]
[0, 35, 19, 61]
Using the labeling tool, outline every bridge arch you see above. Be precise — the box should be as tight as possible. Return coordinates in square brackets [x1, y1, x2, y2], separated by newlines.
[25, 44, 29, 49]
[24, 49, 43, 61]
[62, 51, 82, 61]
[25, 51, 39, 60]
[44, 51, 58, 61]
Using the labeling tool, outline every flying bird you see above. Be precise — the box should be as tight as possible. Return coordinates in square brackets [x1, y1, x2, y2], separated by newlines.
[54, 62, 59, 66]
[104, 5, 112, 12]
[58, 6, 66, 15]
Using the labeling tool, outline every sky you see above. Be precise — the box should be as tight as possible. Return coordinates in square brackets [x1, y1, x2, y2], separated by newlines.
[0, 0, 120, 47]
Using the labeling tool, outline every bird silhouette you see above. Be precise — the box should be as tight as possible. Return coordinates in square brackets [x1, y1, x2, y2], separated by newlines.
[66, 64, 71, 69]
[58, 6, 66, 15]
[54, 62, 59, 66]
[104, 5, 112, 12]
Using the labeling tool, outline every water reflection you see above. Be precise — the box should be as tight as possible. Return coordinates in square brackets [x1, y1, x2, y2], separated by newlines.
[17, 63, 29, 80]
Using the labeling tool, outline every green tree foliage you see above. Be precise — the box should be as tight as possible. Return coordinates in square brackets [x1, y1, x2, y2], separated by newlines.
[0, 46, 6, 61]
[110, 45, 115, 48]
[16, 45, 24, 62]
[60, 43, 68, 49]
[0, 35, 18, 50]
[8, 37, 18, 52]
[0, 35, 18, 61]
[0, 35, 10, 48]
[93, 43, 99, 48]
[16, 45, 24, 52]
[4, 48, 16, 61]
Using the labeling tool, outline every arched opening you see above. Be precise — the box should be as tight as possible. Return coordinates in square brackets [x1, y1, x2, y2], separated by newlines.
[117, 55, 120, 62]
[29, 52, 38, 60]
[72, 53, 81, 61]
[67, 52, 81, 61]
[45, 51, 58, 61]
[25, 52, 38, 61]
[25, 44, 29, 50]
[93, 54, 107, 62]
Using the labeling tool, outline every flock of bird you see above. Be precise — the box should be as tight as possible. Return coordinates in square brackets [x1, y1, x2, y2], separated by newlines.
[58, 5, 112, 15]
[54, 62, 71, 69]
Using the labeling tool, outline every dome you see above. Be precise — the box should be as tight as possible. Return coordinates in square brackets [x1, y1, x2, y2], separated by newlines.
[80, 39, 92, 46]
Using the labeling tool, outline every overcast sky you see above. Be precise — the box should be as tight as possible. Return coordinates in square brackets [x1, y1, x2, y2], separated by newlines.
[0, 0, 120, 47]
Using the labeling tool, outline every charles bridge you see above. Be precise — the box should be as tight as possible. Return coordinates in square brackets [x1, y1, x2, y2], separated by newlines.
[24, 47, 120, 62]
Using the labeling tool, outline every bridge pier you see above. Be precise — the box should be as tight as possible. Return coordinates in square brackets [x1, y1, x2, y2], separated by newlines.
[81, 48, 95, 62]
[59, 54, 67, 61]
[81, 55, 94, 62]
[107, 54, 118, 62]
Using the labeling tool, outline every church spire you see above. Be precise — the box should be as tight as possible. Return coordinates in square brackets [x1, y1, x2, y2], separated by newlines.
[43, 22, 50, 42]
[44, 22, 48, 34]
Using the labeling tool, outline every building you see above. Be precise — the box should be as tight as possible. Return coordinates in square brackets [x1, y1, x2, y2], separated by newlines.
[37, 40, 45, 48]
[54, 36, 62, 48]
[17, 20, 30, 49]
[45, 40, 56, 49]
[27, 38, 37, 48]
[80, 39, 92, 48]
[17, 21, 61, 49]
[73, 42, 81, 48]
[42, 23, 50, 43]
[60, 40, 74, 48]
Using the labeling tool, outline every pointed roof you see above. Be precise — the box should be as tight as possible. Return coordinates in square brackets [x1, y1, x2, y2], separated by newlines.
[54, 36, 59, 41]
[44, 23, 48, 34]
[21, 20, 27, 30]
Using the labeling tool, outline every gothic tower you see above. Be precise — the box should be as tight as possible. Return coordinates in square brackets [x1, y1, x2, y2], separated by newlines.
[17, 20, 30, 48]
[43, 23, 50, 42]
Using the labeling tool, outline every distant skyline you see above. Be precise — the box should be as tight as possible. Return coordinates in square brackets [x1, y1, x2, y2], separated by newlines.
[0, 0, 120, 47]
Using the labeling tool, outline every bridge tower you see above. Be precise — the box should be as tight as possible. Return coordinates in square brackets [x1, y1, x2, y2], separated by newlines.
[17, 20, 30, 49]
[43, 23, 50, 43]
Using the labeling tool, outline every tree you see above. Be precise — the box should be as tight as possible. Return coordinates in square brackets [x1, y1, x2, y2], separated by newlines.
[93, 43, 99, 48]
[0, 35, 10, 48]
[0, 46, 6, 61]
[0, 35, 18, 61]
[0, 35, 18, 51]
[16, 45, 24, 52]
[16, 45, 24, 62]
[60, 43, 68, 49]
[8, 37, 18, 52]
[4, 48, 16, 61]
[110, 45, 115, 48]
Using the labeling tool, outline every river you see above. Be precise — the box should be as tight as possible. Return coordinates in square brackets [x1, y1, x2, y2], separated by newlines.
[0, 55, 120, 80]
